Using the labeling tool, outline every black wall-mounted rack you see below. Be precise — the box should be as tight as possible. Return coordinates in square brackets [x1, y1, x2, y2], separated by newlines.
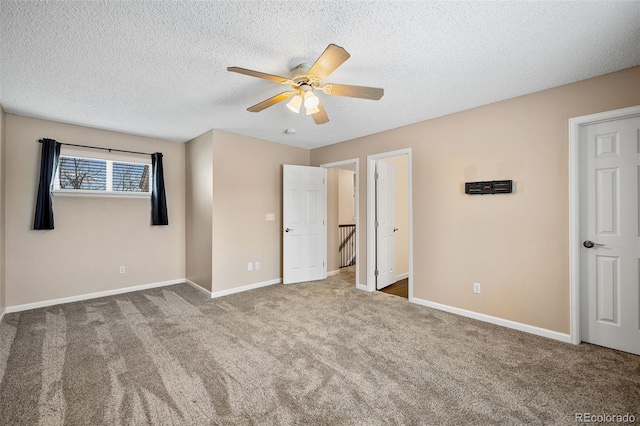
[465, 180, 513, 195]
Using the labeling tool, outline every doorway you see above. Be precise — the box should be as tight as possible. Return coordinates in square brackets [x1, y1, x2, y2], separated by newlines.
[367, 149, 413, 299]
[569, 105, 640, 355]
[321, 159, 360, 288]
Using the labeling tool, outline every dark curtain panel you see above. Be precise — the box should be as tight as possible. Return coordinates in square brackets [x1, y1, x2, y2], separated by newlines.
[151, 152, 169, 225]
[33, 138, 61, 230]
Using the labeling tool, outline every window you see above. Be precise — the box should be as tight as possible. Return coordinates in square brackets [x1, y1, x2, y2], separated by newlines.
[113, 161, 150, 192]
[53, 147, 151, 196]
[57, 157, 107, 190]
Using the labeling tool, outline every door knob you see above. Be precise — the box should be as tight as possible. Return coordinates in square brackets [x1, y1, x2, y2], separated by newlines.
[583, 240, 604, 248]
[393, 228, 398, 232]
[285, 228, 294, 233]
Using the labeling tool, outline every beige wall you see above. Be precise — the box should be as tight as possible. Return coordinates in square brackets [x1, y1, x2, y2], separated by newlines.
[4, 115, 186, 307]
[0, 106, 5, 313]
[185, 130, 213, 292]
[338, 169, 355, 225]
[311, 66, 640, 334]
[211, 130, 309, 293]
[381, 156, 409, 278]
[327, 168, 340, 273]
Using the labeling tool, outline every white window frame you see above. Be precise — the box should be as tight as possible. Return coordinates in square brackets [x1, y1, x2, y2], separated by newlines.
[53, 147, 152, 199]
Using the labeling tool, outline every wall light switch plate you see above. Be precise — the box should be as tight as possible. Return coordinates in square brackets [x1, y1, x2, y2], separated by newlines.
[473, 282, 481, 294]
[266, 213, 275, 221]
[255, 262, 260, 270]
[247, 262, 253, 271]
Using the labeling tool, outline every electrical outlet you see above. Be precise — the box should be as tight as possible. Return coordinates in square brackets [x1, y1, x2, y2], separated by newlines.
[120, 266, 126, 274]
[473, 282, 481, 294]
[255, 262, 260, 270]
[247, 262, 253, 271]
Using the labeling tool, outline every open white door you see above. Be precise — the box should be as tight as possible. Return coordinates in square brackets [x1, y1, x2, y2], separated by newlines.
[376, 160, 397, 290]
[283, 165, 327, 284]
[580, 114, 640, 355]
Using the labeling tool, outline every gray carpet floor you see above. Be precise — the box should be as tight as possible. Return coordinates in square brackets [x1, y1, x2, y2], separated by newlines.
[0, 273, 638, 425]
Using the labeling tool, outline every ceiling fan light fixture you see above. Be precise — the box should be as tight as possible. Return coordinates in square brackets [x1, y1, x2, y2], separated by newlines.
[286, 94, 303, 113]
[228, 44, 383, 125]
[305, 105, 320, 116]
[303, 91, 320, 108]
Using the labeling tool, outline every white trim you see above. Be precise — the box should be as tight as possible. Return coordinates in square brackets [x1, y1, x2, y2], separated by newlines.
[568, 105, 640, 346]
[327, 269, 341, 277]
[211, 278, 281, 298]
[185, 279, 213, 297]
[53, 190, 151, 199]
[367, 149, 413, 297]
[367, 158, 375, 292]
[0, 308, 6, 325]
[356, 284, 370, 291]
[395, 272, 409, 281]
[411, 297, 572, 343]
[323, 167, 328, 278]
[5, 279, 185, 313]
[320, 158, 359, 168]
[320, 158, 360, 290]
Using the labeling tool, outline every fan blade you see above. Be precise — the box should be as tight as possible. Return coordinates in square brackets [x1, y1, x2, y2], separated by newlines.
[308, 44, 350, 80]
[321, 84, 384, 100]
[227, 67, 291, 84]
[312, 101, 329, 125]
[247, 91, 296, 112]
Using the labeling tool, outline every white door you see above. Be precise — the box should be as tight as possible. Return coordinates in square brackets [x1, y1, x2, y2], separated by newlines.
[376, 160, 397, 290]
[283, 165, 327, 284]
[580, 114, 640, 355]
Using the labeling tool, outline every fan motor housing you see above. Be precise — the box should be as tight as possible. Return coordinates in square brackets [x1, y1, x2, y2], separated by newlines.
[289, 64, 317, 87]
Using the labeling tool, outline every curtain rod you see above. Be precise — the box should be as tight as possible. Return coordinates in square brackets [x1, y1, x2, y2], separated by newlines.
[39, 139, 157, 156]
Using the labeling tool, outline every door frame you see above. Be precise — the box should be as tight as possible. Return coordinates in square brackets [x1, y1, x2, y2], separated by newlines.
[320, 158, 362, 290]
[568, 105, 640, 345]
[366, 149, 413, 296]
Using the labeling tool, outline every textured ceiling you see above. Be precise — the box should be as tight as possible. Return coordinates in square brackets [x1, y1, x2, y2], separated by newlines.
[1, 1, 639, 149]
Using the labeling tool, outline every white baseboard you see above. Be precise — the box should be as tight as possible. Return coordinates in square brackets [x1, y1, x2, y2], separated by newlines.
[0, 307, 5, 325]
[396, 272, 409, 281]
[327, 269, 340, 277]
[410, 297, 572, 344]
[211, 278, 281, 299]
[185, 279, 213, 297]
[356, 283, 370, 292]
[5, 279, 185, 313]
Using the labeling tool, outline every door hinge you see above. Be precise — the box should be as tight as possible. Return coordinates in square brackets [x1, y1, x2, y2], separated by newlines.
[323, 261, 325, 266]
[375, 221, 379, 228]
[374, 269, 379, 276]
[374, 172, 379, 180]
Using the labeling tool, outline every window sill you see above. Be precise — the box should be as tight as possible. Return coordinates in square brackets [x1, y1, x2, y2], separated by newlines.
[52, 190, 151, 199]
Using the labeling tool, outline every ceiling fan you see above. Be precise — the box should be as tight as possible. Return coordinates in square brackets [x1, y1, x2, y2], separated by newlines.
[227, 44, 384, 125]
